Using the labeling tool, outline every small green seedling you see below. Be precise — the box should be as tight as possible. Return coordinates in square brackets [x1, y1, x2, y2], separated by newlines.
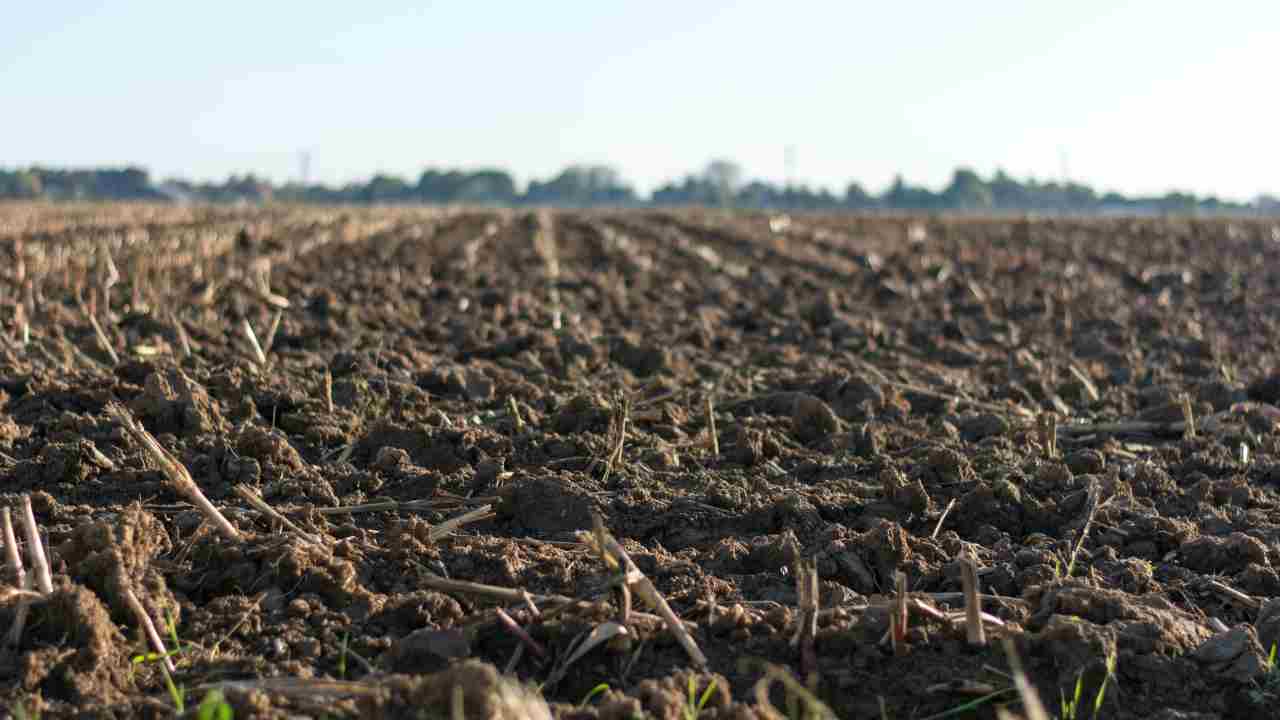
[128, 611, 190, 713]
[579, 683, 611, 707]
[197, 689, 234, 720]
[1059, 650, 1116, 720]
[683, 676, 718, 720]
[920, 687, 1018, 719]
[1251, 642, 1280, 705]
[337, 631, 350, 680]
[1059, 672, 1087, 720]
[160, 663, 185, 713]
[12, 698, 40, 720]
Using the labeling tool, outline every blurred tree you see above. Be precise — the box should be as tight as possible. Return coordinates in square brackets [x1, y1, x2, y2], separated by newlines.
[844, 181, 877, 209]
[524, 165, 635, 207]
[883, 175, 940, 210]
[703, 159, 742, 206]
[943, 168, 993, 210]
[0, 164, 1261, 215]
[361, 174, 410, 203]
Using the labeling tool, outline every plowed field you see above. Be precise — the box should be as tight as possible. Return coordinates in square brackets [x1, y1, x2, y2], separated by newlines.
[3, 204, 1280, 719]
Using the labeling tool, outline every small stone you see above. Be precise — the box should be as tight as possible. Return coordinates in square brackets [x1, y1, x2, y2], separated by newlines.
[1065, 449, 1106, 475]
[1193, 626, 1251, 664]
[791, 394, 842, 443]
[386, 628, 471, 673]
[958, 413, 1009, 442]
[1247, 372, 1280, 404]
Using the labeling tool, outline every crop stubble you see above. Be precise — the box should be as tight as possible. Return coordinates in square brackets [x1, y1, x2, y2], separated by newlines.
[1, 204, 1280, 718]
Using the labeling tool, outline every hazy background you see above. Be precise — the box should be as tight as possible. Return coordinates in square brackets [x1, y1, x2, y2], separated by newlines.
[2, 1, 1275, 199]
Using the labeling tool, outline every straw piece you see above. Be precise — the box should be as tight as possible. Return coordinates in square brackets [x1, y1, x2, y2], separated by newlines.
[1204, 579, 1261, 610]
[792, 556, 819, 677]
[706, 394, 719, 456]
[495, 608, 548, 659]
[427, 505, 495, 543]
[232, 485, 324, 545]
[123, 585, 177, 674]
[262, 308, 284, 356]
[110, 405, 242, 541]
[932, 498, 956, 539]
[961, 558, 986, 646]
[20, 496, 53, 594]
[169, 311, 192, 357]
[86, 311, 120, 365]
[1002, 636, 1051, 720]
[323, 369, 334, 414]
[580, 517, 707, 667]
[1180, 393, 1196, 439]
[5, 574, 35, 647]
[891, 571, 908, 655]
[241, 318, 267, 366]
[2, 507, 24, 587]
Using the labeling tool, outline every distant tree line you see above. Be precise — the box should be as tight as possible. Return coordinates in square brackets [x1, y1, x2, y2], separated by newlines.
[1, 162, 1274, 215]
[0, 167, 160, 201]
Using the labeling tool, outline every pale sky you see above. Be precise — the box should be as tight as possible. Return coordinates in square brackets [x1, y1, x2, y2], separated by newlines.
[2, 1, 1275, 199]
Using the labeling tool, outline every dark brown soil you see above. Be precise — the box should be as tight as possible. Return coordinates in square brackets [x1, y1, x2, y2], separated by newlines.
[3, 203, 1280, 719]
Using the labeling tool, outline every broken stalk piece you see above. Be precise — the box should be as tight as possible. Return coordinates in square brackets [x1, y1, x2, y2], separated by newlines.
[791, 556, 819, 677]
[891, 571, 908, 656]
[241, 318, 268, 366]
[122, 585, 177, 675]
[961, 557, 986, 646]
[580, 515, 707, 668]
[19, 495, 53, 594]
[1180, 393, 1196, 439]
[110, 405, 242, 541]
[1039, 412, 1058, 459]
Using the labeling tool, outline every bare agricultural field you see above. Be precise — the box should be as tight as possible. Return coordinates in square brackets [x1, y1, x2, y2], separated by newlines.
[3, 203, 1280, 719]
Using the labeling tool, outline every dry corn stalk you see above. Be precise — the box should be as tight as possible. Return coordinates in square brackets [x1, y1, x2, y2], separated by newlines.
[961, 557, 986, 646]
[110, 405, 242, 541]
[241, 318, 267, 366]
[233, 485, 323, 545]
[706, 394, 719, 456]
[593, 514, 632, 625]
[4, 574, 35, 647]
[122, 585, 177, 674]
[323, 368, 334, 414]
[1039, 412, 1058, 459]
[891, 571, 908, 655]
[507, 395, 523, 433]
[169, 311, 192, 357]
[1002, 636, 1051, 720]
[262, 308, 284, 355]
[791, 555, 819, 677]
[599, 392, 629, 485]
[2, 508, 23, 587]
[20, 496, 53, 594]
[932, 498, 956, 539]
[580, 515, 707, 668]
[495, 608, 547, 659]
[6, 498, 54, 648]
[85, 309, 120, 365]
[427, 505, 495, 542]
[1180, 393, 1196, 439]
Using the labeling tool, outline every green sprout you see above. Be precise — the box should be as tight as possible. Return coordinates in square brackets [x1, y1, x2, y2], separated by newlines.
[683, 676, 718, 720]
[579, 683, 611, 707]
